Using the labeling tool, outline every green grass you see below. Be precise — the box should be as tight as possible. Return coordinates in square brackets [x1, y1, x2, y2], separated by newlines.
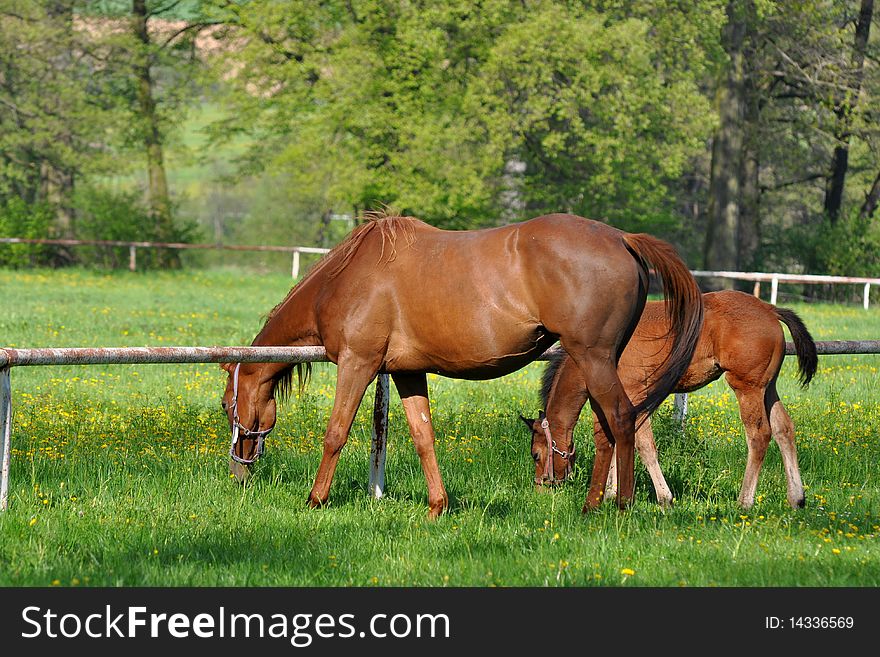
[0, 269, 878, 586]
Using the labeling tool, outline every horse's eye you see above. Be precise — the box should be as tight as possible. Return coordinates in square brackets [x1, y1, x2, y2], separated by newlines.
[532, 452, 540, 462]
[221, 400, 228, 411]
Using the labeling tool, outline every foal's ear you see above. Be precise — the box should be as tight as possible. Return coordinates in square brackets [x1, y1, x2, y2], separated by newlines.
[219, 362, 235, 374]
[519, 414, 536, 430]
[539, 410, 547, 422]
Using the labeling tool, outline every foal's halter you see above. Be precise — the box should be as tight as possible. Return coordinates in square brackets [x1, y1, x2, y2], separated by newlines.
[539, 417, 575, 484]
[228, 363, 274, 465]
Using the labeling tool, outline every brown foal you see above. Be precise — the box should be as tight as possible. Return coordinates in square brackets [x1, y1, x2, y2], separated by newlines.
[524, 290, 817, 509]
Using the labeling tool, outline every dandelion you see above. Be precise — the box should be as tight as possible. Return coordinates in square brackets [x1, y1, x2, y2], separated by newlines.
[621, 568, 636, 577]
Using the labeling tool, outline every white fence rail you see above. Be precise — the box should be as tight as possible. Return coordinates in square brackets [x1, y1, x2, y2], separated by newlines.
[1, 341, 879, 511]
[691, 270, 880, 309]
[0, 238, 330, 278]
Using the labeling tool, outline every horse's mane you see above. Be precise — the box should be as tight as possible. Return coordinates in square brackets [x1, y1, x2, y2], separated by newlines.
[540, 350, 566, 410]
[265, 210, 420, 325]
[266, 209, 420, 402]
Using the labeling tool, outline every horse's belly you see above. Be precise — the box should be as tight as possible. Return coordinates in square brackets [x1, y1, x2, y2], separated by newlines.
[383, 327, 557, 380]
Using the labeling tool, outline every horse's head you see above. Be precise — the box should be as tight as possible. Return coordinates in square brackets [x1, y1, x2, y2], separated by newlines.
[519, 411, 576, 486]
[220, 362, 278, 482]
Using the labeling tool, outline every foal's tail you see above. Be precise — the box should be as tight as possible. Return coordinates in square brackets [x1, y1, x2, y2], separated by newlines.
[774, 307, 818, 387]
[622, 233, 704, 420]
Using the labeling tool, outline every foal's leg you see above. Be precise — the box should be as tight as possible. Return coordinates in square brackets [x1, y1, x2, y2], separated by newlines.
[728, 376, 773, 509]
[565, 346, 636, 510]
[766, 384, 805, 509]
[308, 356, 378, 508]
[392, 372, 449, 519]
[634, 416, 674, 507]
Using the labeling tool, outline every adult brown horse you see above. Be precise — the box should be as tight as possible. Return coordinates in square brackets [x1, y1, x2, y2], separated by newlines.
[220, 212, 703, 517]
[522, 290, 817, 509]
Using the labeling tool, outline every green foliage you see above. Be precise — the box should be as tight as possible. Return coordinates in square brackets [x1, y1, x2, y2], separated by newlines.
[71, 186, 201, 269]
[472, 4, 715, 230]
[0, 198, 53, 267]
[782, 211, 880, 280]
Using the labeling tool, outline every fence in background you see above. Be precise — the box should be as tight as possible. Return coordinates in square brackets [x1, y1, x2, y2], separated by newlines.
[4, 237, 879, 303]
[2, 341, 879, 511]
[692, 270, 880, 309]
[0, 238, 330, 278]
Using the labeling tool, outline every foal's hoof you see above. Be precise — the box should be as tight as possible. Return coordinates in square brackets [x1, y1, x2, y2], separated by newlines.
[228, 459, 252, 484]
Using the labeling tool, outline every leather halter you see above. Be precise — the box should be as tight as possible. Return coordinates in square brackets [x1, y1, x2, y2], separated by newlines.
[539, 416, 575, 483]
[228, 363, 273, 465]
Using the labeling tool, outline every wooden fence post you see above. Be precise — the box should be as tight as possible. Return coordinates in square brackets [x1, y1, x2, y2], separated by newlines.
[770, 276, 779, 305]
[129, 246, 137, 272]
[865, 283, 871, 310]
[291, 250, 301, 279]
[369, 373, 390, 499]
[0, 368, 11, 511]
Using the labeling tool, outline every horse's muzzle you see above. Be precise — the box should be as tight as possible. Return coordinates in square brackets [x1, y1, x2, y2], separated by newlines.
[229, 457, 252, 483]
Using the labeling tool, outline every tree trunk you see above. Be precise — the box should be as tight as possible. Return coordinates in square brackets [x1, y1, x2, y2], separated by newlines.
[860, 169, 880, 220]
[44, 2, 76, 240]
[703, 2, 748, 289]
[132, 0, 178, 267]
[823, 0, 873, 223]
[737, 14, 761, 276]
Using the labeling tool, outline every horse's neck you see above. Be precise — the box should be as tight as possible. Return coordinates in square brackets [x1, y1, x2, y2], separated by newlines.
[250, 283, 321, 377]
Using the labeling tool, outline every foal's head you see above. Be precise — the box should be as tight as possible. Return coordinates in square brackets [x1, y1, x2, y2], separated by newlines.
[220, 362, 278, 481]
[519, 411, 576, 486]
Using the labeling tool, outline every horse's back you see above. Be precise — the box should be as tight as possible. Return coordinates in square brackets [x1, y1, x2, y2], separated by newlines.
[316, 214, 645, 378]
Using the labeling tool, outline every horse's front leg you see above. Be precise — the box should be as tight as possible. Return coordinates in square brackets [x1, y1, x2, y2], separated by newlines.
[392, 372, 449, 519]
[308, 355, 378, 509]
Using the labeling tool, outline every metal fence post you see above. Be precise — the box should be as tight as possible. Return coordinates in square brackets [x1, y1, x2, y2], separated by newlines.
[0, 368, 11, 511]
[369, 373, 390, 499]
[673, 392, 688, 428]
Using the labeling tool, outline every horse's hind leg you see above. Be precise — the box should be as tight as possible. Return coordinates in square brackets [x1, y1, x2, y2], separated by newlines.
[728, 376, 773, 509]
[392, 372, 449, 518]
[603, 415, 674, 507]
[766, 383, 805, 508]
[586, 415, 615, 509]
[308, 356, 378, 509]
[566, 346, 636, 510]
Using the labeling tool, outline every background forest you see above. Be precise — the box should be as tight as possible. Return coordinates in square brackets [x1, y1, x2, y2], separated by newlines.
[2, 1, 879, 297]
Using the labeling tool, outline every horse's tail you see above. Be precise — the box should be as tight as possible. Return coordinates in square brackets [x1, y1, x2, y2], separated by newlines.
[774, 307, 818, 387]
[621, 233, 704, 420]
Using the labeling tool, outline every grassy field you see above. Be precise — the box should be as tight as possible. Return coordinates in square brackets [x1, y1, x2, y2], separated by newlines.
[0, 268, 878, 587]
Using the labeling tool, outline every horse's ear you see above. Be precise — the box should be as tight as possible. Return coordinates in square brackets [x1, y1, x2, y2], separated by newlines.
[539, 410, 547, 422]
[519, 414, 536, 430]
[219, 362, 235, 373]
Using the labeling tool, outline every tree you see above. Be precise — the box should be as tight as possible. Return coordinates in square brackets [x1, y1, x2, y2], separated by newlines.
[823, 0, 873, 223]
[703, 1, 750, 286]
[0, 0, 118, 250]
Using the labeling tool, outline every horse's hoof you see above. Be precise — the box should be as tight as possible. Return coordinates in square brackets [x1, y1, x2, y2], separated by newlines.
[228, 459, 251, 484]
[427, 501, 448, 520]
[307, 493, 328, 509]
